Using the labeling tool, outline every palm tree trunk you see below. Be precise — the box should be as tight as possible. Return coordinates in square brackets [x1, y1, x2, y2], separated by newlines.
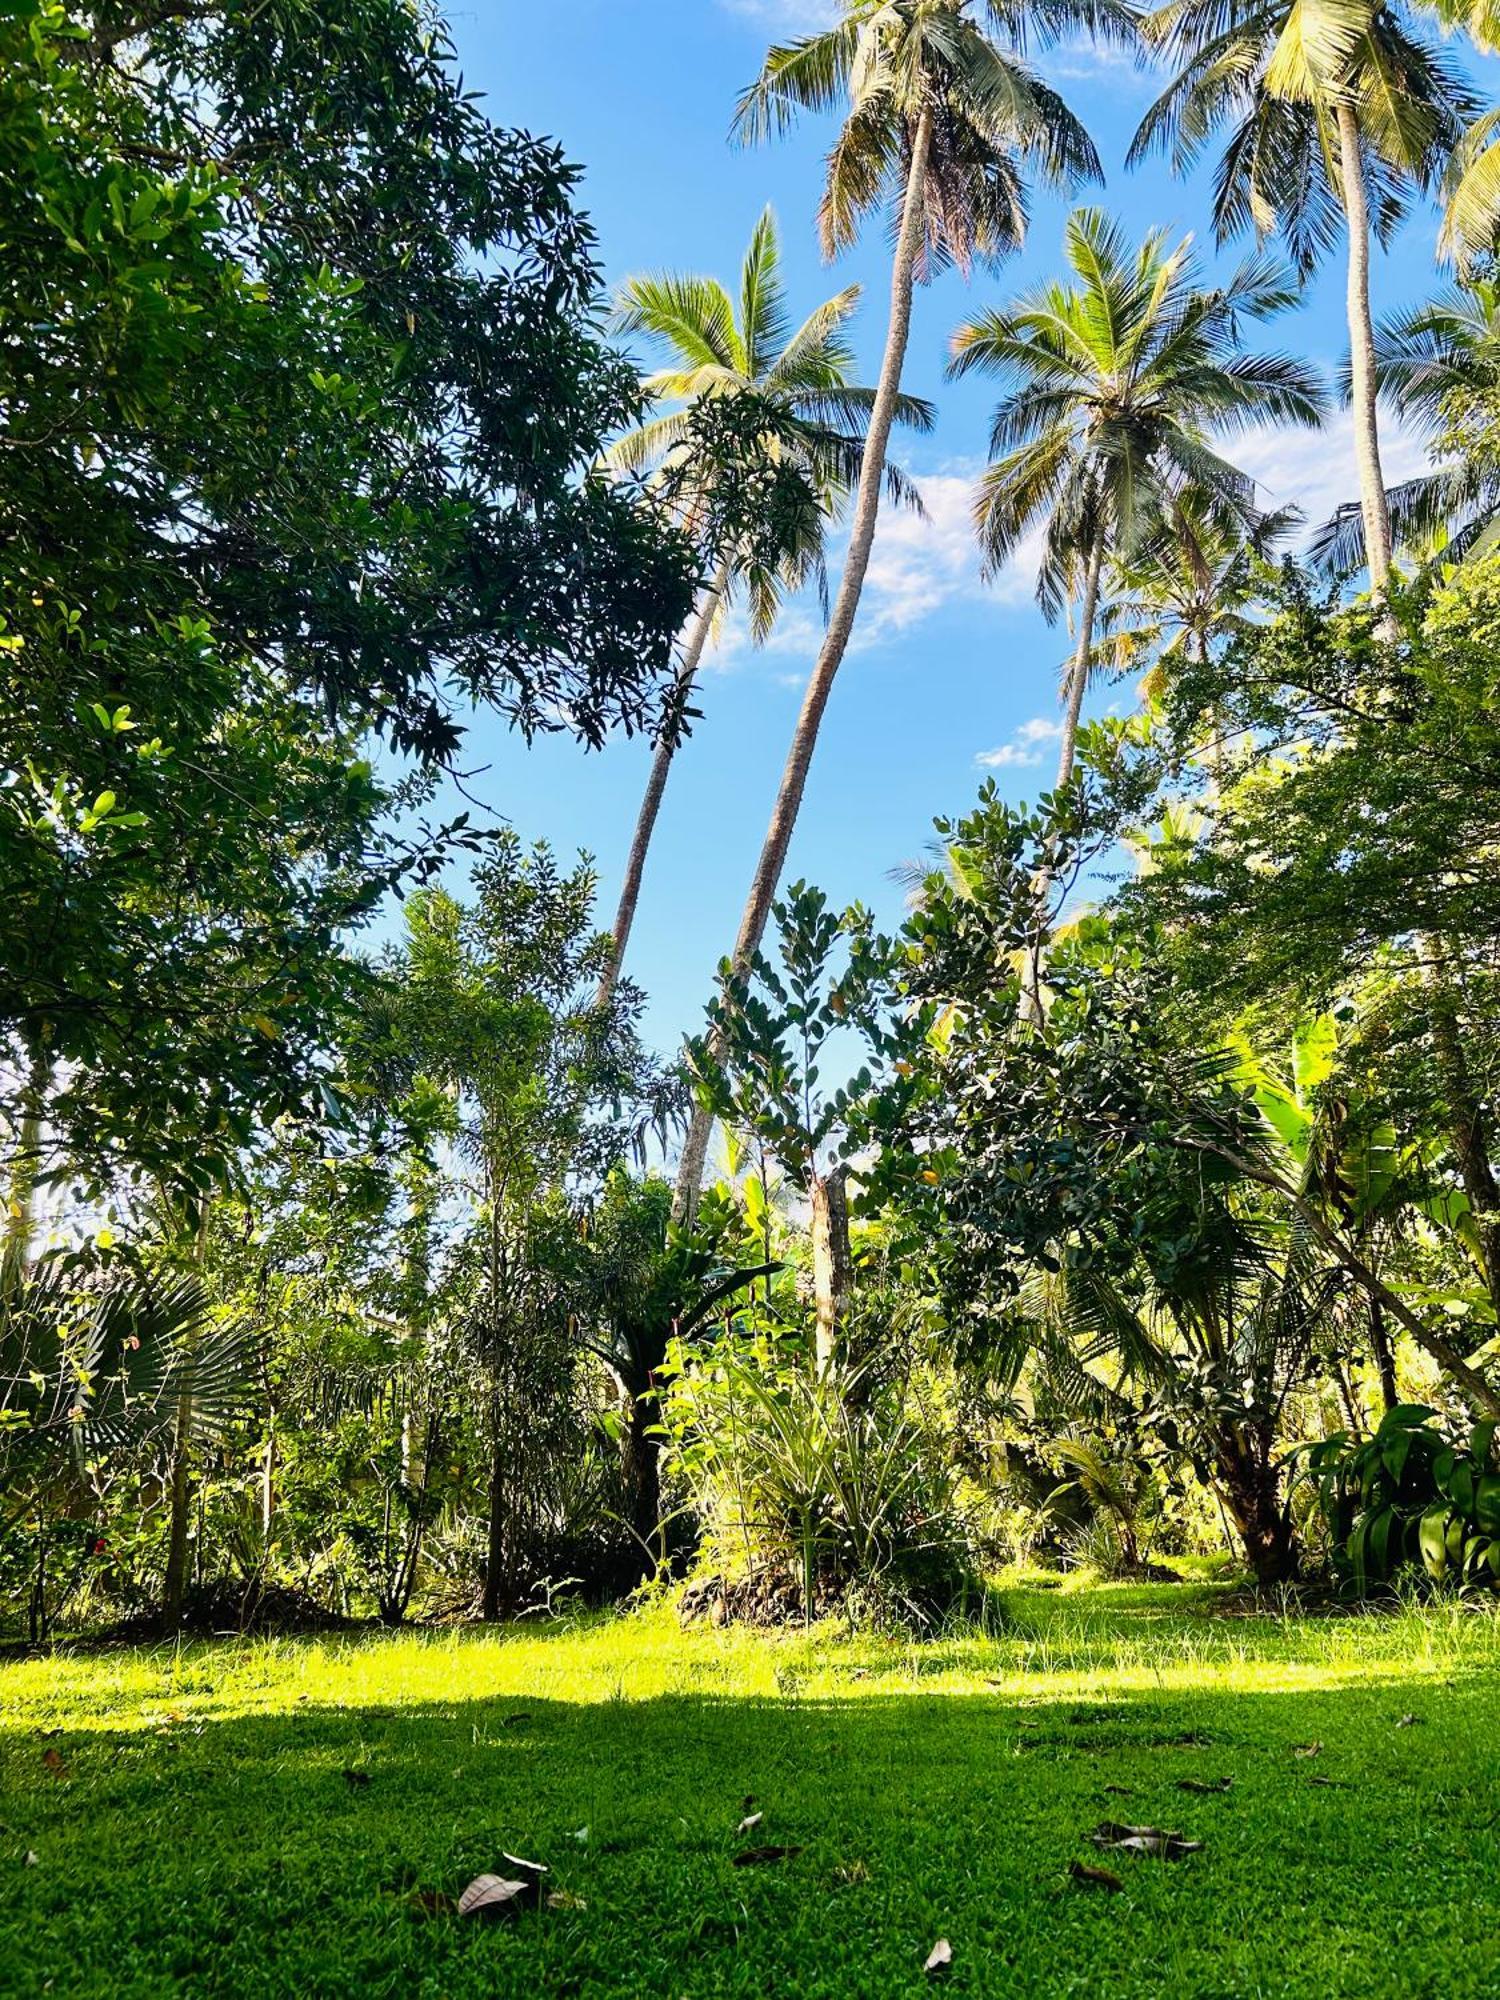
[810, 1165, 853, 1378]
[1020, 534, 1104, 1022]
[595, 563, 730, 1014]
[1055, 534, 1105, 790]
[673, 104, 935, 1220]
[1335, 101, 1393, 593]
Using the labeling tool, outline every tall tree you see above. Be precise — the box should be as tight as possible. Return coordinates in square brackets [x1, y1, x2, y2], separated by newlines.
[1131, 0, 1474, 593]
[1311, 276, 1500, 574]
[0, 0, 694, 1204]
[950, 210, 1325, 793]
[674, 0, 1112, 1214]
[596, 208, 932, 1009]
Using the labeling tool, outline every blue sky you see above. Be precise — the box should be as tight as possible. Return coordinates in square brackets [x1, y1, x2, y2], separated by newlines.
[432, 0, 1472, 1054]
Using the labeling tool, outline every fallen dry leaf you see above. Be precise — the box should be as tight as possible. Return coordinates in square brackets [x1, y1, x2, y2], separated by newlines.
[833, 1858, 869, 1886]
[500, 1851, 548, 1877]
[732, 1844, 802, 1868]
[1176, 1776, 1233, 1795]
[736, 1811, 764, 1836]
[924, 1938, 954, 1973]
[457, 1874, 538, 1921]
[23, 1851, 39, 1868]
[1068, 1860, 1124, 1893]
[546, 1889, 587, 1911]
[1292, 1742, 1323, 1759]
[1090, 1822, 1203, 1860]
[41, 1749, 67, 1778]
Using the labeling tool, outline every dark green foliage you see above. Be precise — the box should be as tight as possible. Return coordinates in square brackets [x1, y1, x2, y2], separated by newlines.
[1298, 1404, 1500, 1593]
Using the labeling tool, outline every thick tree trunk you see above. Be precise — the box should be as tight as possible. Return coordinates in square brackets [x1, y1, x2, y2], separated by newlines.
[1336, 101, 1393, 594]
[673, 104, 935, 1223]
[596, 566, 729, 1014]
[810, 1166, 853, 1378]
[1217, 1437, 1298, 1586]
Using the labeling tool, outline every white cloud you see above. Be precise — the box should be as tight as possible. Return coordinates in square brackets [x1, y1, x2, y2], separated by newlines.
[976, 716, 1063, 769]
[1231, 406, 1432, 544]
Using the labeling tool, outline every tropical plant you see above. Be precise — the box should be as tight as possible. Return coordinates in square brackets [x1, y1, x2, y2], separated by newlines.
[596, 208, 933, 1007]
[672, 0, 1111, 1215]
[1311, 276, 1500, 575]
[1296, 1402, 1500, 1593]
[950, 208, 1326, 791]
[1131, 0, 1475, 593]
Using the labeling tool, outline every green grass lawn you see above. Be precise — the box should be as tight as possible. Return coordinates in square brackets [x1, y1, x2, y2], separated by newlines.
[3, 1579, 1499, 1998]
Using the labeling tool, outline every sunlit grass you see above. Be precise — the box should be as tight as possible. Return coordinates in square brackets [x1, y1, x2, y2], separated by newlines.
[4, 1582, 1499, 1996]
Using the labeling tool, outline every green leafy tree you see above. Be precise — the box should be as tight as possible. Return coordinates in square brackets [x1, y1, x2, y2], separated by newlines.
[0, 0, 694, 1201]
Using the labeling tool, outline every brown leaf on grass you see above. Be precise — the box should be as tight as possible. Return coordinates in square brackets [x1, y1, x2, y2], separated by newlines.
[546, 1889, 587, 1911]
[1090, 1822, 1203, 1859]
[1176, 1776, 1233, 1794]
[736, 1811, 764, 1836]
[408, 1889, 456, 1920]
[732, 1845, 802, 1868]
[41, 1749, 67, 1778]
[924, 1937, 954, 1973]
[343, 1768, 370, 1789]
[457, 1874, 539, 1921]
[1068, 1860, 1124, 1893]
[1292, 1742, 1322, 1759]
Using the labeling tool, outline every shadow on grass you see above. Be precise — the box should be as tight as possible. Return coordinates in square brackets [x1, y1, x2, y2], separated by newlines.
[3, 1654, 1499, 1999]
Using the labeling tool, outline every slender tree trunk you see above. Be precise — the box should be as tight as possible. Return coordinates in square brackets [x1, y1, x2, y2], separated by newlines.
[673, 105, 935, 1220]
[482, 1430, 506, 1623]
[1336, 101, 1393, 594]
[161, 1387, 194, 1630]
[621, 1381, 663, 1577]
[596, 564, 730, 1013]
[1424, 954, 1500, 1320]
[4, 1046, 50, 1264]
[1055, 534, 1105, 791]
[1368, 1292, 1398, 1412]
[1020, 535, 1105, 1023]
[810, 1165, 853, 1378]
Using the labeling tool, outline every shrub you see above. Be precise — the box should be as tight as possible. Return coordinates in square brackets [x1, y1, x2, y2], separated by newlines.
[1295, 1405, 1500, 1596]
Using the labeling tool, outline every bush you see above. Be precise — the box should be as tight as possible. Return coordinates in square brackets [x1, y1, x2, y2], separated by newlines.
[1296, 1405, 1500, 1596]
[662, 1330, 981, 1629]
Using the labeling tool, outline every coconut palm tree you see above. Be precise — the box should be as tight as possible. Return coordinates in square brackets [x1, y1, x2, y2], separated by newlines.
[949, 209, 1326, 792]
[1130, 0, 1476, 593]
[1095, 497, 1298, 774]
[1311, 275, 1500, 576]
[673, 0, 1116, 1216]
[595, 208, 933, 1011]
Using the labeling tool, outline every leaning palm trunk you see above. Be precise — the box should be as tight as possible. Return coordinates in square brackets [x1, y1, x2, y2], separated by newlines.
[674, 106, 935, 1218]
[596, 561, 730, 1013]
[1336, 102, 1393, 594]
